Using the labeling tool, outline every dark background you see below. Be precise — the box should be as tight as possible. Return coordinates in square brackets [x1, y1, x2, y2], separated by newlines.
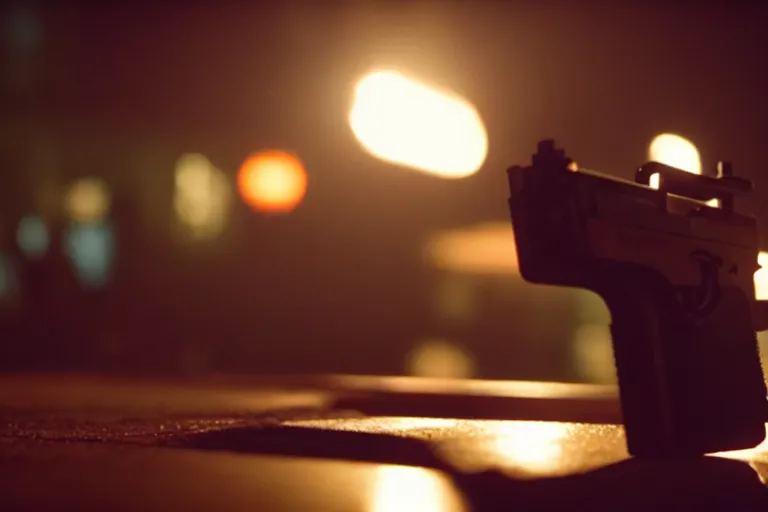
[1, 2, 766, 380]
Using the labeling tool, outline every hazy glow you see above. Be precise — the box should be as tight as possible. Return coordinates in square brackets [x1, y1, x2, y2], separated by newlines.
[425, 221, 518, 275]
[238, 151, 307, 214]
[369, 466, 463, 512]
[434, 275, 474, 322]
[349, 70, 487, 178]
[407, 338, 476, 379]
[173, 153, 233, 240]
[491, 421, 571, 473]
[64, 222, 115, 288]
[17, 215, 49, 259]
[64, 177, 111, 222]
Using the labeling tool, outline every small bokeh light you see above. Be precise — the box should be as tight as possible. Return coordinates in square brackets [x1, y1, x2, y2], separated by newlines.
[64, 177, 112, 223]
[173, 153, 233, 240]
[349, 70, 488, 178]
[424, 222, 518, 275]
[64, 221, 115, 289]
[0, 254, 18, 300]
[16, 215, 49, 259]
[406, 338, 476, 379]
[237, 151, 307, 214]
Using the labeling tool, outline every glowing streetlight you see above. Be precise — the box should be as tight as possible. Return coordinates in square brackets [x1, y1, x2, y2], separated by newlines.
[349, 70, 488, 178]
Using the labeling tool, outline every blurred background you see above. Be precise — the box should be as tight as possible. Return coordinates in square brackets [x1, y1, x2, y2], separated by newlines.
[1, 2, 767, 382]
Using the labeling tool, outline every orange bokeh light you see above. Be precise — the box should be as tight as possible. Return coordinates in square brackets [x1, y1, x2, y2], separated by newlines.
[237, 151, 308, 213]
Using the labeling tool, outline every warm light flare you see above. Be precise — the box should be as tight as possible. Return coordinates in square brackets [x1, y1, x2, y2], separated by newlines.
[425, 222, 518, 275]
[238, 151, 307, 214]
[349, 70, 488, 178]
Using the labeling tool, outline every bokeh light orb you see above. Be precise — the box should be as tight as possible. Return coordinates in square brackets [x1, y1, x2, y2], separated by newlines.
[648, 133, 701, 189]
[173, 153, 232, 240]
[406, 338, 476, 379]
[16, 215, 49, 259]
[237, 151, 307, 214]
[349, 70, 488, 178]
[647, 133, 718, 206]
[64, 176, 111, 222]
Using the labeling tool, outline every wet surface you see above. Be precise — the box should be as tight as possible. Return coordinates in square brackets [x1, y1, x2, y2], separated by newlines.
[0, 374, 767, 510]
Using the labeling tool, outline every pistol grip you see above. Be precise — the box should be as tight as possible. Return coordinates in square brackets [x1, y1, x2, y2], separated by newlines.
[595, 266, 767, 456]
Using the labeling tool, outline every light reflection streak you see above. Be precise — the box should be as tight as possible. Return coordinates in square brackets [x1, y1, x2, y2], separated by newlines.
[712, 425, 768, 462]
[368, 466, 465, 512]
[488, 421, 571, 473]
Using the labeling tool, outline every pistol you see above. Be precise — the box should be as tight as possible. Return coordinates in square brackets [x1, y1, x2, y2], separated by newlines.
[506, 139, 768, 457]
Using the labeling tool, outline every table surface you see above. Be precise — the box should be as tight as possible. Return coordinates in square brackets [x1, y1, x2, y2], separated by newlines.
[0, 374, 766, 511]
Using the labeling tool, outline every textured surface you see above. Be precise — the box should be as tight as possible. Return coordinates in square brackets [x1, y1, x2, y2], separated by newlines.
[0, 374, 767, 511]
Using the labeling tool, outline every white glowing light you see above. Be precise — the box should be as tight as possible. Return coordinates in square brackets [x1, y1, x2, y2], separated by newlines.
[349, 70, 488, 178]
